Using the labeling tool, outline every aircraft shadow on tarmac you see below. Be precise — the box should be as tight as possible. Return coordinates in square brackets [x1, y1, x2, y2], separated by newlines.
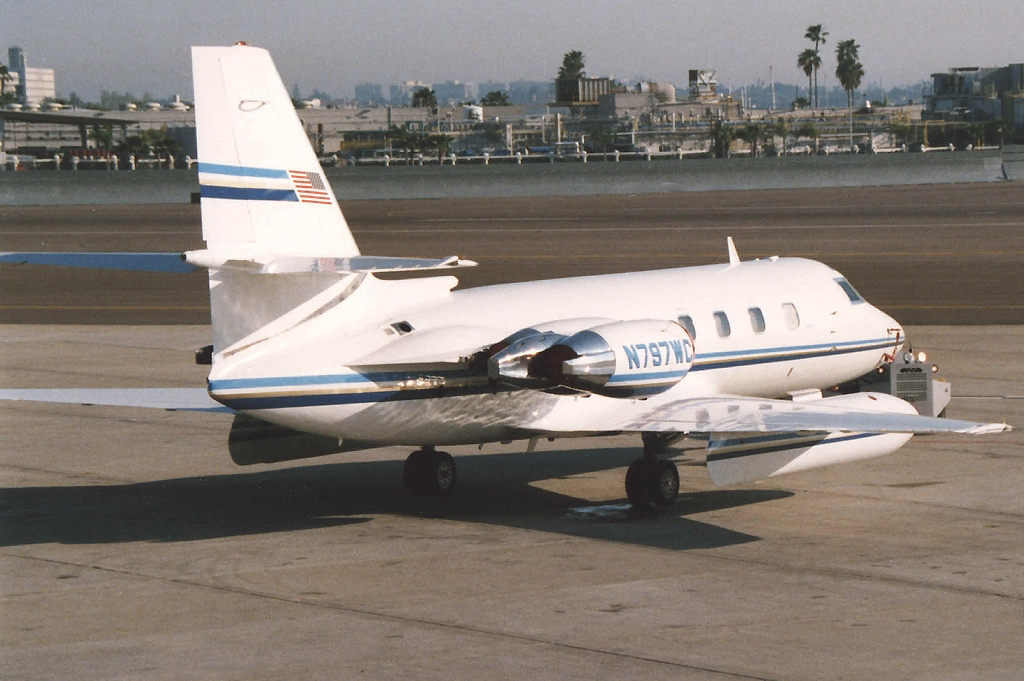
[0, 446, 792, 551]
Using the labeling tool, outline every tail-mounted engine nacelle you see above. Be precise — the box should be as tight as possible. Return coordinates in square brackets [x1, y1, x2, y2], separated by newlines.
[489, 319, 695, 398]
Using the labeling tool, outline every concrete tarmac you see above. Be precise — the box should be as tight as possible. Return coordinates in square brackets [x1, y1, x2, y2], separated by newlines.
[0, 325, 1021, 679]
[2, 182, 1023, 325]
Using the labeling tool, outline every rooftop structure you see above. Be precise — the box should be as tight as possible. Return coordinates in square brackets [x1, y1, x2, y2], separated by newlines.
[925, 64, 1024, 125]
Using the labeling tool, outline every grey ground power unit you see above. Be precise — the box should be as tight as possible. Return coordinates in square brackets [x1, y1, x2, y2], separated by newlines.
[886, 352, 951, 418]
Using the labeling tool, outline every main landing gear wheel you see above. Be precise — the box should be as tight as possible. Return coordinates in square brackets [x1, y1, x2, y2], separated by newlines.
[403, 447, 457, 497]
[625, 459, 679, 510]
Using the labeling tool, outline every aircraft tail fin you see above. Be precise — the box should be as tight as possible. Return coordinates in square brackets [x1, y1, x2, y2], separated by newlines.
[192, 44, 359, 256]
[192, 44, 361, 355]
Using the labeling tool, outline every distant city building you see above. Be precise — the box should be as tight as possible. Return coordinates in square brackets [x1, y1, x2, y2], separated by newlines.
[354, 83, 385, 106]
[479, 81, 510, 97]
[389, 81, 432, 106]
[433, 80, 478, 105]
[508, 80, 554, 105]
[7, 46, 56, 107]
[925, 64, 1024, 126]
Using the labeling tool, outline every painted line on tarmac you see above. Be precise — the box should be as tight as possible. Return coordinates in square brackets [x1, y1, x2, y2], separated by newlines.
[376, 221, 1024, 231]
[476, 252, 1024, 259]
[0, 305, 209, 311]
[883, 305, 1024, 310]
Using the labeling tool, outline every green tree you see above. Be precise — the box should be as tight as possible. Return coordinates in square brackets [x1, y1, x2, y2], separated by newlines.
[423, 133, 452, 161]
[558, 50, 586, 80]
[836, 39, 864, 109]
[90, 125, 114, 150]
[709, 119, 736, 158]
[585, 124, 614, 154]
[480, 90, 510, 106]
[0, 64, 14, 105]
[737, 122, 768, 157]
[887, 119, 911, 147]
[797, 49, 818, 109]
[804, 24, 828, 107]
[796, 121, 821, 154]
[774, 118, 791, 155]
[986, 118, 1011, 148]
[411, 87, 437, 110]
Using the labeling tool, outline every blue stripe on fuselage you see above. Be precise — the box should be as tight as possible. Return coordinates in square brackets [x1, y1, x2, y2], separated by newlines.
[208, 337, 895, 410]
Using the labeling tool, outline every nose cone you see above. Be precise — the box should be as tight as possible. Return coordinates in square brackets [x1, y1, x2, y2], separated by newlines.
[874, 304, 904, 353]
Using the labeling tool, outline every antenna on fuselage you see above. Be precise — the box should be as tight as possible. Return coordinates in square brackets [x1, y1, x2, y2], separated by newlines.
[727, 236, 740, 266]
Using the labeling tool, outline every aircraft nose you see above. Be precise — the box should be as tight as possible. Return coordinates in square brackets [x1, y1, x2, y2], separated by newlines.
[876, 306, 904, 351]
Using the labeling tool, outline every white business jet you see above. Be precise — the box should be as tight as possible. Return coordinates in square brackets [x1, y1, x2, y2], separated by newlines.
[0, 44, 1011, 509]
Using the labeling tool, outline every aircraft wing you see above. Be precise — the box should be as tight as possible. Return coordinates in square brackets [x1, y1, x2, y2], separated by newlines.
[0, 252, 200, 273]
[0, 388, 230, 413]
[616, 393, 1010, 436]
[609, 392, 1010, 486]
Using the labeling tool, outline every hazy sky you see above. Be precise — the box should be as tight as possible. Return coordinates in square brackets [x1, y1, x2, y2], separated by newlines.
[3, 0, 1022, 100]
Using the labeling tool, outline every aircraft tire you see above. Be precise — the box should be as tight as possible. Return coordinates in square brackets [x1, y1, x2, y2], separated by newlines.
[649, 460, 679, 507]
[403, 449, 432, 496]
[428, 450, 457, 498]
[625, 459, 653, 508]
[404, 449, 457, 497]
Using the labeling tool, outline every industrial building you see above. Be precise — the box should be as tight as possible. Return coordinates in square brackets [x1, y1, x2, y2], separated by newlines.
[925, 64, 1024, 126]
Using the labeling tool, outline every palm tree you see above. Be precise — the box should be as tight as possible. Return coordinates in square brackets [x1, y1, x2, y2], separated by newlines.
[411, 87, 437, 110]
[558, 51, 586, 80]
[804, 24, 828, 107]
[709, 119, 736, 158]
[836, 39, 864, 109]
[797, 49, 817, 109]
[796, 121, 821, 154]
[738, 122, 769, 158]
[480, 90, 510, 106]
[774, 118, 791, 156]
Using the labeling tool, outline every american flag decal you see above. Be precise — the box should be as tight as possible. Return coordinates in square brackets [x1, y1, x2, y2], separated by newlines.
[288, 170, 333, 205]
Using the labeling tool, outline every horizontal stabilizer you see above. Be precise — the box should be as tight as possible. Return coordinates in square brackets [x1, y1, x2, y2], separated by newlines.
[0, 388, 229, 412]
[183, 249, 476, 274]
[0, 252, 199, 273]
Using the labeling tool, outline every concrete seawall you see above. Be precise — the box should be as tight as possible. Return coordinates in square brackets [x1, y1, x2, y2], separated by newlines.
[0, 150, 1011, 206]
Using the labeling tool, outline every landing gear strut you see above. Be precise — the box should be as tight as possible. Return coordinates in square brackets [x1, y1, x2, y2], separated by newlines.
[625, 435, 680, 510]
[403, 446, 457, 497]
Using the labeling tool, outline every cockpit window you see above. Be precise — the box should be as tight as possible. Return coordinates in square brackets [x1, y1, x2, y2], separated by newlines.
[782, 303, 800, 330]
[835, 277, 865, 304]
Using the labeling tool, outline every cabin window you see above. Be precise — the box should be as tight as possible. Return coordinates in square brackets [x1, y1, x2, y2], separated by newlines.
[713, 311, 731, 338]
[782, 303, 800, 330]
[677, 314, 696, 339]
[835, 277, 865, 304]
[748, 307, 766, 334]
